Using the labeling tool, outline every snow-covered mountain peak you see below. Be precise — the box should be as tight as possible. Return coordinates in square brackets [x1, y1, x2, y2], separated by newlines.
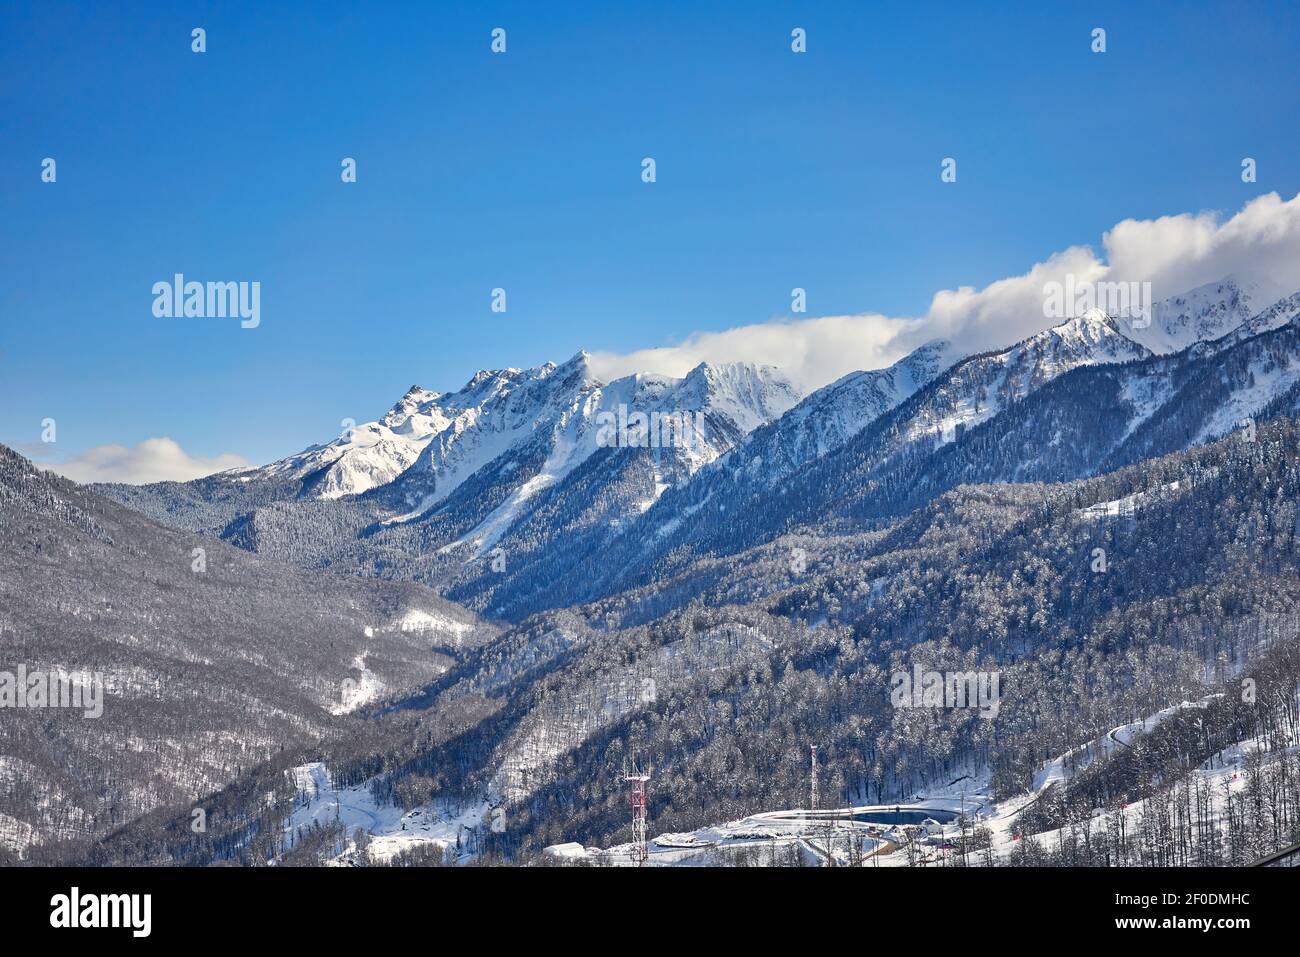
[236, 349, 807, 516]
[381, 385, 442, 425]
[1202, 287, 1300, 353]
[228, 274, 1289, 511]
[679, 362, 802, 427]
[681, 339, 963, 501]
[996, 308, 1149, 384]
[899, 340, 961, 390]
[373, 356, 805, 555]
[1221, 270, 1287, 306]
[1038, 307, 1133, 351]
[1053, 306, 1115, 338]
[400, 383, 435, 401]
[461, 366, 525, 394]
[553, 349, 602, 389]
[689, 361, 792, 405]
[1116, 274, 1287, 355]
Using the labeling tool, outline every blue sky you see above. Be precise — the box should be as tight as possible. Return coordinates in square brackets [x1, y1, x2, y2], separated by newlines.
[2, 0, 1298, 472]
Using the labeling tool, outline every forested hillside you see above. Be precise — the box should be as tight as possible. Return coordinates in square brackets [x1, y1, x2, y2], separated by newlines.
[0, 443, 491, 860]
[63, 415, 1300, 866]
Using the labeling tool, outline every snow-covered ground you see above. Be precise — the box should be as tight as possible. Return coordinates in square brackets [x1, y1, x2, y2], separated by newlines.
[281, 687, 1294, 868]
[330, 654, 384, 715]
[1117, 274, 1285, 356]
[547, 693, 1292, 868]
[548, 778, 988, 867]
[548, 811, 881, 867]
[999, 722, 1298, 864]
[328, 610, 472, 715]
[1075, 471, 1218, 521]
[1195, 354, 1300, 445]
[391, 608, 474, 644]
[1077, 481, 1182, 520]
[284, 762, 494, 865]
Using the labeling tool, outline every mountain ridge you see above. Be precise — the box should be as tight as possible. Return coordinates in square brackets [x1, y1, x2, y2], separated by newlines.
[89, 275, 1300, 623]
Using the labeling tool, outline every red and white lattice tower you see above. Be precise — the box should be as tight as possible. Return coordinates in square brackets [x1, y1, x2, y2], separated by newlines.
[809, 744, 819, 817]
[625, 761, 651, 866]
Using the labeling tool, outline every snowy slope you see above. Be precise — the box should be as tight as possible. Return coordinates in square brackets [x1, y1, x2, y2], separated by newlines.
[922, 309, 1151, 445]
[542, 313, 1161, 609]
[545, 697, 1242, 868]
[224, 352, 799, 526]
[732, 339, 959, 479]
[382, 355, 801, 548]
[1203, 288, 1300, 354]
[1116, 273, 1287, 355]
[285, 762, 493, 865]
[257, 385, 451, 499]
[578, 340, 960, 557]
[1195, 355, 1300, 444]
[240, 276, 1287, 509]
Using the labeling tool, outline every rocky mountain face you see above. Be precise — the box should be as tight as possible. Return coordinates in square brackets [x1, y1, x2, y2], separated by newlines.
[95, 353, 803, 614]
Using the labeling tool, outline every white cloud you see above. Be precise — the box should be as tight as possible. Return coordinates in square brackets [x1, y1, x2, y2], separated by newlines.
[590, 311, 906, 390]
[44, 438, 251, 485]
[590, 191, 1300, 392]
